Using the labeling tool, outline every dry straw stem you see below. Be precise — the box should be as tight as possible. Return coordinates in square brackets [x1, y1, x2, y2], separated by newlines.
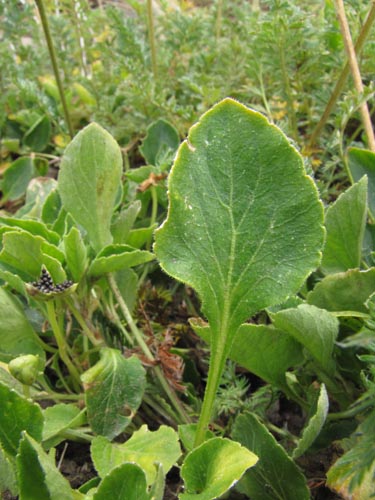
[308, 1, 375, 149]
[334, 0, 375, 152]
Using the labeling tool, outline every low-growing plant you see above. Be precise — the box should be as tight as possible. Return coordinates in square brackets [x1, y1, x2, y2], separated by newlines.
[2, 97, 375, 498]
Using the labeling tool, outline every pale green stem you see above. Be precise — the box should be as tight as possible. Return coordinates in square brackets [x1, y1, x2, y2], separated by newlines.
[108, 273, 191, 424]
[308, 2, 375, 149]
[34, 0, 74, 137]
[65, 297, 102, 347]
[105, 294, 134, 346]
[22, 384, 31, 400]
[46, 300, 81, 391]
[194, 342, 228, 447]
[147, 0, 157, 80]
[334, 0, 375, 152]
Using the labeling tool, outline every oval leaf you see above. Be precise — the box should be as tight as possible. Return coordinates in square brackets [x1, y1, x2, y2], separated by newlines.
[93, 463, 149, 500]
[347, 147, 375, 219]
[232, 412, 310, 500]
[155, 98, 324, 350]
[58, 123, 122, 252]
[0, 383, 43, 457]
[81, 350, 146, 439]
[91, 425, 181, 485]
[321, 177, 367, 274]
[179, 437, 258, 500]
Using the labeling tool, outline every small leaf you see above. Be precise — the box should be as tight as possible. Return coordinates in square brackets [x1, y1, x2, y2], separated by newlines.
[347, 147, 375, 219]
[88, 244, 154, 277]
[17, 432, 74, 500]
[321, 177, 367, 274]
[82, 350, 146, 439]
[23, 115, 51, 152]
[91, 425, 181, 485]
[307, 268, 375, 313]
[179, 437, 258, 500]
[111, 201, 142, 244]
[92, 463, 149, 500]
[0, 287, 44, 362]
[140, 118, 180, 167]
[42, 404, 86, 447]
[0, 230, 65, 282]
[58, 123, 123, 252]
[0, 445, 18, 496]
[0, 216, 60, 245]
[292, 384, 329, 458]
[232, 412, 310, 500]
[16, 177, 58, 219]
[271, 304, 339, 376]
[0, 382, 43, 457]
[63, 227, 88, 282]
[1, 157, 36, 202]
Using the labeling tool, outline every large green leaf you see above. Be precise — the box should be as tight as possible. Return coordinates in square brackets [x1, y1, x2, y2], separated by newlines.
[321, 177, 367, 274]
[17, 433, 75, 500]
[154, 98, 324, 357]
[271, 304, 339, 376]
[88, 244, 154, 278]
[190, 319, 303, 391]
[0, 382, 43, 457]
[232, 412, 310, 500]
[0, 288, 44, 362]
[92, 463, 149, 500]
[307, 268, 375, 313]
[347, 147, 375, 219]
[58, 123, 123, 252]
[179, 437, 258, 500]
[81, 350, 146, 439]
[91, 425, 181, 485]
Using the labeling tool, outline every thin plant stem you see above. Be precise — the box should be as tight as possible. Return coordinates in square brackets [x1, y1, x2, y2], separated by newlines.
[46, 300, 82, 391]
[147, 0, 157, 80]
[34, 0, 74, 138]
[215, 0, 223, 41]
[334, 0, 375, 151]
[308, 1, 375, 149]
[65, 296, 102, 347]
[108, 273, 191, 424]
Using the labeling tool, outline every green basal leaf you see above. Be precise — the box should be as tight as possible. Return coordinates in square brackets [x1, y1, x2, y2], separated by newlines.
[140, 118, 180, 167]
[347, 147, 375, 219]
[190, 319, 303, 391]
[179, 437, 258, 500]
[41, 188, 62, 225]
[88, 244, 154, 278]
[232, 412, 310, 500]
[23, 115, 51, 152]
[292, 383, 329, 458]
[58, 123, 123, 253]
[1, 157, 36, 203]
[321, 176, 367, 274]
[155, 98, 324, 443]
[0, 382, 43, 457]
[271, 304, 339, 376]
[149, 463, 165, 500]
[17, 433, 75, 500]
[127, 225, 157, 249]
[42, 404, 86, 448]
[16, 178, 58, 220]
[0, 445, 18, 496]
[0, 287, 44, 362]
[82, 350, 146, 439]
[92, 463, 149, 500]
[307, 268, 375, 313]
[111, 200, 142, 245]
[0, 216, 60, 245]
[0, 230, 65, 282]
[91, 425, 181, 485]
[64, 227, 88, 282]
[155, 98, 324, 342]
